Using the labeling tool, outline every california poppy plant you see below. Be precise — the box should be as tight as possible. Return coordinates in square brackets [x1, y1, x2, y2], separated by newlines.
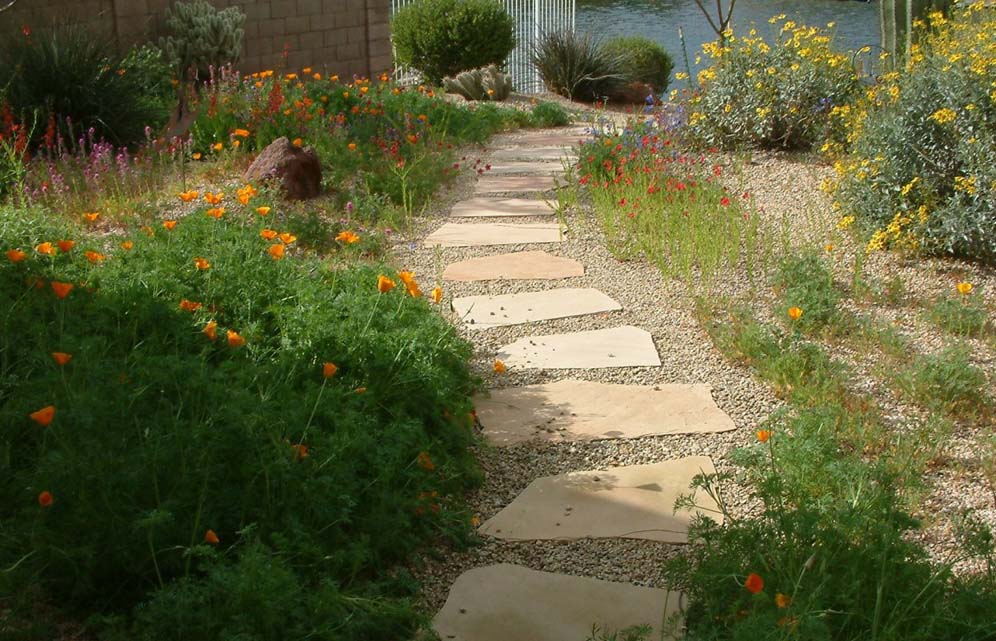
[121, 241, 134, 250]
[204, 529, 220, 545]
[335, 230, 360, 244]
[35, 242, 55, 255]
[204, 192, 224, 205]
[179, 190, 199, 202]
[956, 282, 973, 295]
[83, 212, 100, 222]
[260, 229, 278, 241]
[493, 360, 507, 374]
[745, 573, 764, 594]
[206, 207, 225, 219]
[291, 443, 309, 460]
[787, 307, 803, 321]
[775, 593, 792, 608]
[756, 429, 771, 443]
[85, 251, 105, 264]
[377, 275, 396, 293]
[267, 243, 285, 260]
[202, 320, 218, 341]
[416, 451, 435, 471]
[256, 206, 271, 216]
[38, 491, 54, 507]
[226, 330, 246, 347]
[163, 220, 178, 230]
[431, 287, 442, 304]
[323, 362, 338, 379]
[193, 257, 211, 270]
[50, 281, 74, 299]
[29, 405, 55, 426]
[6, 249, 26, 263]
[278, 233, 297, 245]
[57, 240, 75, 253]
[51, 352, 72, 366]
[179, 299, 202, 312]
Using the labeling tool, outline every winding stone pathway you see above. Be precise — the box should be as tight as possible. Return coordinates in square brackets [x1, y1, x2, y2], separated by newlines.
[420, 125, 735, 639]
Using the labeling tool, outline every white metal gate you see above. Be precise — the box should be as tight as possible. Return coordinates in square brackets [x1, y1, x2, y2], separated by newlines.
[389, 0, 575, 93]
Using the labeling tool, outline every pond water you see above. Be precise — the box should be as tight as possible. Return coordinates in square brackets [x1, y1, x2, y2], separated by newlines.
[576, 0, 881, 77]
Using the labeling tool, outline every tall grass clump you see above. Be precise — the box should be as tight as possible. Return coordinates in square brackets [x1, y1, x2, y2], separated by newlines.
[829, 4, 996, 260]
[533, 30, 626, 101]
[0, 205, 480, 639]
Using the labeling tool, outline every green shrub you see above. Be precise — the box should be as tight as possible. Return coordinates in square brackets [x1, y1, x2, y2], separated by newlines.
[894, 344, 990, 417]
[684, 19, 861, 150]
[830, 6, 996, 260]
[602, 36, 673, 92]
[773, 251, 843, 333]
[530, 101, 571, 127]
[533, 30, 626, 101]
[927, 294, 989, 337]
[0, 25, 172, 148]
[391, 0, 515, 83]
[0, 205, 480, 638]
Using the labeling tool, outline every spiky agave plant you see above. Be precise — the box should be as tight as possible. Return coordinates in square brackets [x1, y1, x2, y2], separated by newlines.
[531, 30, 625, 102]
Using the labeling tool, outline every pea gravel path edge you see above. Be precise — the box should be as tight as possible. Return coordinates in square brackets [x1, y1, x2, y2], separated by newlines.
[391, 126, 780, 615]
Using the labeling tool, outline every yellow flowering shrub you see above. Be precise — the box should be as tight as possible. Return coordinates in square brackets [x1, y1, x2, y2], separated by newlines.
[683, 19, 861, 150]
[831, 3, 996, 259]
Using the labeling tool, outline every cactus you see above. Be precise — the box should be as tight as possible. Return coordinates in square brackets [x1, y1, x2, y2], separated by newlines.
[879, 0, 952, 69]
[159, 0, 246, 82]
[442, 65, 513, 101]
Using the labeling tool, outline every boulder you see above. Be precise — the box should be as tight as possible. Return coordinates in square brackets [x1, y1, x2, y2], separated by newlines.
[244, 137, 321, 200]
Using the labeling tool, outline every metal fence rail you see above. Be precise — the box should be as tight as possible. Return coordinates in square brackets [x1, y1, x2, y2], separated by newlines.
[389, 0, 575, 93]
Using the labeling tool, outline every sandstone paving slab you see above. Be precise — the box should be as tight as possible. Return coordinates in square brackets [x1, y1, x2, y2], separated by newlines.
[474, 379, 736, 445]
[479, 457, 720, 543]
[489, 146, 576, 161]
[453, 288, 620, 329]
[442, 251, 584, 281]
[450, 197, 555, 218]
[474, 174, 557, 194]
[424, 223, 563, 248]
[497, 325, 661, 369]
[486, 161, 563, 175]
[433, 564, 680, 641]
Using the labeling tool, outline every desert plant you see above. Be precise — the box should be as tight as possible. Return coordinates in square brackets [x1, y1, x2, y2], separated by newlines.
[391, 0, 515, 83]
[530, 101, 571, 127]
[894, 344, 991, 417]
[533, 30, 626, 101]
[880, 0, 953, 68]
[773, 251, 843, 333]
[442, 65, 513, 101]
[0, 24, 172, 148]
[602, 36, 673, 93]
[159, 0, 246, 82]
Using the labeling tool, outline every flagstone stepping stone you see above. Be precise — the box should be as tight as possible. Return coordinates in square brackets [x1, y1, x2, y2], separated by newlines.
[453, 288, 620, 329]
[425, 223, 563, 248]
[479, 457, 720, 543]
[474, 175, 557, 194]
[474, 379, 736, 445]
[442, 251, 584, 281]
[433, 564, 680, 641]
[490, 147, 576, 162]
[497, 325, 660, 369]
[486, 161, 563, 175]
[450, 197, 555, 218]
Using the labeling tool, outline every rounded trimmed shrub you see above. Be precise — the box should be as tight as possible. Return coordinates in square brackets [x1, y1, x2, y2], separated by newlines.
[392, 0, 515, 84]
[602, 36, 673, 93]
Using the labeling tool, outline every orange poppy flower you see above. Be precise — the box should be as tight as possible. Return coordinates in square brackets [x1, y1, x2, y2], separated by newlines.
[212, 142, 223, 152]
[163, 220, 178, 230]
[193, 257, 211, 270]
[260, 229, 278, 241]
[226, 330, 245, 347]
[278, 233, 296, 245]
[787, 307, 803, 321]
[292, 138, 303, 147]
[206, 207, 225, 219]
[335, 230, 359, 244]
[377, 275, 395, 293]
[6, 249, 27, 263]
[29, 405, 55, 427]
[179, 190, 199, 202]
[57, 240, 75, 253]
[745, 573, 764, 594]
[331, 74, 339, 82]
[192, 152, 202, 160]
[83, 212, 100, 222]
[35, 242, 55, 255]
[291, 443, 309, 460]
[956, 282, 973, 295]
[202, 320, 218, 341]
[416, 451, 435, 471]
[204, 192, 224, 205]
[347, 142, 357, 152]
[50, 281, 73, 299]
[431, 287, 442, 304]
[493, 360, 507, 374]
[313, 72, 322, 80]
[204, 529, 220, 544]
[51, 352, 72, 366]
[470, 515, 481, 527]
[179, 299, 202, 312]
[120, 241, 134, 251]
[38, 491, 54, 507]
[232, 139, 241, 149]
[398, 270, 416, 286]
[323, 362, 338, 378]
[85, 251, 105, 264]
[406, 134, 417, 144]
[775, 593, 791, 608]
[233, 128, 250, 138]
[256, 206, 271, 216]
[756, 429, 771, 443]
[354, 386, 367, 394]
[267, 243, 285, 260]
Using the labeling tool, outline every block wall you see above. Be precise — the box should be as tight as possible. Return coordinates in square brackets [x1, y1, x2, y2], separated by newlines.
[3, 0, 392, 79]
